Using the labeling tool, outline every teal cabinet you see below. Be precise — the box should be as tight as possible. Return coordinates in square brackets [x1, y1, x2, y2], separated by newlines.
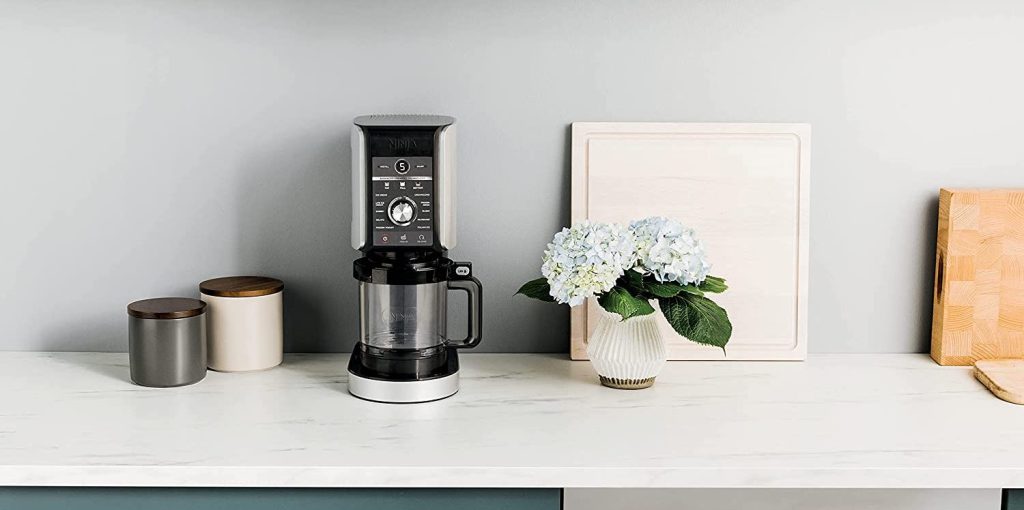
[0, 488, 562, 510]
[1007, 490, 1023, 510]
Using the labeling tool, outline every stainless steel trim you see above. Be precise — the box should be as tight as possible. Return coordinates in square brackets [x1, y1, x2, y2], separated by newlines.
[351, 125, 367, 250]
[371, 176, 433, 181]
[353, 114, 455, 128]
[347, 370, 459, 403]
[435, 123, 456, 250]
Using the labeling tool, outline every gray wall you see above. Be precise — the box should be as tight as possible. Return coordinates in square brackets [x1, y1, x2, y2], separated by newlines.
[2, 0, 1023, 353]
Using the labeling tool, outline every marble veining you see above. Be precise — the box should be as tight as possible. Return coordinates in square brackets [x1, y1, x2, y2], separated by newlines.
[0, 352, 1023, 488]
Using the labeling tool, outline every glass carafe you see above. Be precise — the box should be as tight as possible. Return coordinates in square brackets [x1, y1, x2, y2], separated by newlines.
[358, 278, 482, 353]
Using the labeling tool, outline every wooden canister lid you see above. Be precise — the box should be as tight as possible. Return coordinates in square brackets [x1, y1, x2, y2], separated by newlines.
[200, 276, 284, 298]
[127, 297, 206, 320]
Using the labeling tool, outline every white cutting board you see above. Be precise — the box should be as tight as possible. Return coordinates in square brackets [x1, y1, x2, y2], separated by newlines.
[570, 122, 810, 360]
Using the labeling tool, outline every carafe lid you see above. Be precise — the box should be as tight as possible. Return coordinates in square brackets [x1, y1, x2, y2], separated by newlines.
[354, 255, 455, 285]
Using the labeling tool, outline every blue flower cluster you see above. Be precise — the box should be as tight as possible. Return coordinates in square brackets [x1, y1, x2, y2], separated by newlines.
[541, 221, 636, 306]
[629, 216, 710, 285]
[540, 217, 710, 305]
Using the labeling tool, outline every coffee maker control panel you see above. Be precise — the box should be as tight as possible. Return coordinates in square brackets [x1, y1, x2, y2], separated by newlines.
[370, 156, 434, 247]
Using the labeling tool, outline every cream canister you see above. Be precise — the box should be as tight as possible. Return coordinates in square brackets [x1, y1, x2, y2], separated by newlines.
[200, 276, 284, 372]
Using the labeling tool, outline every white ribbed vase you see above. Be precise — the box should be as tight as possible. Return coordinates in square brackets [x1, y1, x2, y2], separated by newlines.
[586, 308, 667, 389]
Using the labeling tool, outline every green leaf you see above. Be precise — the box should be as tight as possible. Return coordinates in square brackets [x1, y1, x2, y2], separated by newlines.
[515, 278, 555, 302]
[644, 281, 683, 298]
[625, 269, 645, 290]
[658, 294, 732, 351]
[640, 274, 706, 299]
[698, 275, 728, 294]
[677, 285, 705, 296]
[616, 270, 647, 299]
[598, 287, 655, 320]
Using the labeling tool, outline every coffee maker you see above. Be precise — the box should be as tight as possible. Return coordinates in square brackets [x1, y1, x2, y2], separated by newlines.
[348, 115, 483, 403]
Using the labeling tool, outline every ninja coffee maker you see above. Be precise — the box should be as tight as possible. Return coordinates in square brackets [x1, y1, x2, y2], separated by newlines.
[348, 115, 483, 403]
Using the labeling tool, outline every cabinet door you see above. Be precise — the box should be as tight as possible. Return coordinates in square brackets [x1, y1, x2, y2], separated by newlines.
[0, 488, 562, 510]
[1007, 490, 1024, 510]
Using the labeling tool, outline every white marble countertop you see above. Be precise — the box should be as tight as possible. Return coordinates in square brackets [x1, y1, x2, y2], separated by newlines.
[0, 352, 1022, 489]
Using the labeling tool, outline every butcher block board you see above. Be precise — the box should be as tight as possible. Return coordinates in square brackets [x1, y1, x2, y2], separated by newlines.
[570, 122, 810, 361]
[931, 188, 1024, 365]
[974, 359, 1024, 405]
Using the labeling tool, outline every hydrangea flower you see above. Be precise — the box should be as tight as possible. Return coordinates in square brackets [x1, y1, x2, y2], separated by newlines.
[541, 221, 636, 306]
[629, 216, 710, 285]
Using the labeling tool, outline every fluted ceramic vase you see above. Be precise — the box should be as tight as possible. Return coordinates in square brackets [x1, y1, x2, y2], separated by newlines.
[586, 308, 667, 389]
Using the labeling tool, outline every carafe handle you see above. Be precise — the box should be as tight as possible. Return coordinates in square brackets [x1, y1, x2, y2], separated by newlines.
[447, 262, 482, 349]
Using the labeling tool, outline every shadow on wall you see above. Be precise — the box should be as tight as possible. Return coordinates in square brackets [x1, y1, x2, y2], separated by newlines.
[236, 126, 356, 353]
[500, 123, 573, 352]
[38, 315, 124, 354]
[559, 124, 572, 227]
[36, 127, 356, 355]
[917, 195, 940, 353]
[32, 121, 576, 354]
[37, 281, 199, 353]
[550, 124, 573, 346]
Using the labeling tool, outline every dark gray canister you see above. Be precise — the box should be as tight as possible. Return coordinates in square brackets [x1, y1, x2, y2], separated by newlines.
[127, 298, 207, 387]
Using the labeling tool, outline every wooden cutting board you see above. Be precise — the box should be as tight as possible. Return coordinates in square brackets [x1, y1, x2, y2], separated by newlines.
[570, 123, 811, 361]
[931, 189, 1024, 365]
[974, 359, 1024, 404]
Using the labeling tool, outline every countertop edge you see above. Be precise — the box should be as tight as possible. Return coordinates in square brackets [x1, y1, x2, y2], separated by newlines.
[4, 466, 1024, 489]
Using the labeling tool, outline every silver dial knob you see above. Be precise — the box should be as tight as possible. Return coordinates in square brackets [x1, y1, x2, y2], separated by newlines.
[388, 197, 416, 226]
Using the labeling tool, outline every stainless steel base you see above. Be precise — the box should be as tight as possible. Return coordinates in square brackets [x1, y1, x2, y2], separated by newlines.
[347, 370, 459, 403]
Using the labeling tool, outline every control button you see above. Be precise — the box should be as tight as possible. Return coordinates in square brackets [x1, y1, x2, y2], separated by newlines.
[455, 266, 470, 277]
[388, 197, 416, 226]
[381, 235, 389, 243]
[394, 159, 410, 174]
